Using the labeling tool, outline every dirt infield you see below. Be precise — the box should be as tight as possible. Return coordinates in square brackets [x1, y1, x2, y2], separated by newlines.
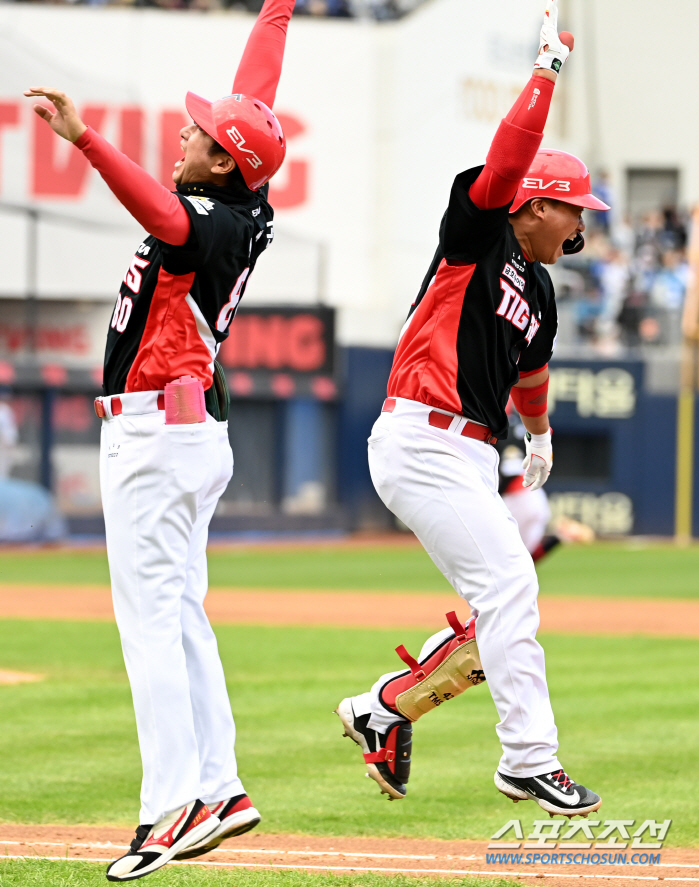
[0, 825, 697, 886]
[1, 584, 699, 636]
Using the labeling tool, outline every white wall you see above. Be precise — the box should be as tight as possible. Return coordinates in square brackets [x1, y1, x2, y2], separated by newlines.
[564, 0, 699, 220]
[0, 0, 695, 351]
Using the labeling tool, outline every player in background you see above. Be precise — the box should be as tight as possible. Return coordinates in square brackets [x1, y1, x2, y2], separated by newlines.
[26, 0, 294, 879]
[498, 444, 594, 562]
[335, 0, 610, 818]
[0, 396, 18, 479]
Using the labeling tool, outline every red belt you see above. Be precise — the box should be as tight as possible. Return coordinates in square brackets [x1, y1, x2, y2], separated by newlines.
[382, 398, 497, 446]
[94, 394, 165, 419]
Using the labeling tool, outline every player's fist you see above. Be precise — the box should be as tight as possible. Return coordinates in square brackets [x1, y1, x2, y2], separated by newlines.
[522, 429, 552, 491]
[23, 87, 87, 143]
[533, 0, 573, 74]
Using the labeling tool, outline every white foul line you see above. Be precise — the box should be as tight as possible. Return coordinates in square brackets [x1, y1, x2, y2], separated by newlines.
[0, 841, 479, 862]
[2, 853, 699, 882]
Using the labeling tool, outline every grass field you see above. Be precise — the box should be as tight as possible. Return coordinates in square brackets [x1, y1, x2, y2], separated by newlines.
[0, 619, 696, 845]
[0, 862, 523, 887]
[0, 541, 696, 885]
[0, 540, 698, 598]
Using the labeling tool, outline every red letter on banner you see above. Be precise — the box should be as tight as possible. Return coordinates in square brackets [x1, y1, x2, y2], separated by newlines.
[0, 102, 20, 194]
[268, 112, 309, 210]
[32, 104, 107, 198]
[119, 107, 144, 167]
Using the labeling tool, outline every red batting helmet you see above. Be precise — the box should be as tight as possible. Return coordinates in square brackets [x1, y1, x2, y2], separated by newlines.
[510, 149, 611, 215]
[185, 92, 286, 191]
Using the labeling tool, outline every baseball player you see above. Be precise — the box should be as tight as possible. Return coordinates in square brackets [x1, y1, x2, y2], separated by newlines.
[499, 444, 595, 562]
[26, 0, 294, 879]
[336, 0, 609, 818]
[499, 445, 558, 561]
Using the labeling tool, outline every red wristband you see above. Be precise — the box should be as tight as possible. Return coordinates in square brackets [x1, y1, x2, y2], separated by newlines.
[511, 377, 549, 418]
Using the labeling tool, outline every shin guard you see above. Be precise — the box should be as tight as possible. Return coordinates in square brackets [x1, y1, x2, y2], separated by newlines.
[380, 612, 485, 722]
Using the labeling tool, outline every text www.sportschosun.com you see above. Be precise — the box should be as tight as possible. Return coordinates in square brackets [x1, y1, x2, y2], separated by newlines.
[486, 852, 662, 866]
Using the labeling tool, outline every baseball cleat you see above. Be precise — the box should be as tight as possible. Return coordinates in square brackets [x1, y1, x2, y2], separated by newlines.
[174, 794, 261, 859]
[106, 799, 219, 881]
[335, 696, 412, 800]
[494, 768, 602, 817]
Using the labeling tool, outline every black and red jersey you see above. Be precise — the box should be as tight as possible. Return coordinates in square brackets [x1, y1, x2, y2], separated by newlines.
[387, 165, 558, 439]
[103, 177, 274, 396]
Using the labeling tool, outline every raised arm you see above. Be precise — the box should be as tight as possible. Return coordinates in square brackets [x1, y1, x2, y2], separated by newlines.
[24, 87, 190, 246]
[232, 0, 296, 109]
[469, 0, 574, 211]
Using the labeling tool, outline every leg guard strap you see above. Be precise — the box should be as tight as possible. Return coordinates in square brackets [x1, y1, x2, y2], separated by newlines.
[364, 749, 394, 764]
[380, 611, 486, 722]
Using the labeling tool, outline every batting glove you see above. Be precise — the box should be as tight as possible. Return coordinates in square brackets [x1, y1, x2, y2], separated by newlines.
[533, 0, 571, 74]
[522, 429, 552, 491]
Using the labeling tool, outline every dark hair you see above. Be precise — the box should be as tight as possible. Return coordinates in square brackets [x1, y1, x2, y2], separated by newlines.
[206, 138, 249, 190]
[207, 138, 229, 157]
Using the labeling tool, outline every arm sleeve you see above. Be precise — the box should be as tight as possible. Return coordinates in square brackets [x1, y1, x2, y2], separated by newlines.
[74, 127, 191, 246]
[232, 0, 295, 109]
[469, 75, 555, 211]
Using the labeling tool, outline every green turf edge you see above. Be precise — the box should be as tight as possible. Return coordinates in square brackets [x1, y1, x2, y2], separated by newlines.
[2, 541, 699, 597]
[0, 859, 523, 887]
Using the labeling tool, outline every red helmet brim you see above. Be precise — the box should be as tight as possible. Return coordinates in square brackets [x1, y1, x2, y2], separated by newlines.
[579, 193, 611, 211]
[556, 192, 611, 212]
[185, 92, 218, 143]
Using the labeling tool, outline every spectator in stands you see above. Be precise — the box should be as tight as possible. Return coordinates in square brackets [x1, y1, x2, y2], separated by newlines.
[294, 0, 351, 16]
[650, 248, 689, 344]
[591, 171, 612, 234]
[597, 246, 630, 348]
[561, 204, 691, 353]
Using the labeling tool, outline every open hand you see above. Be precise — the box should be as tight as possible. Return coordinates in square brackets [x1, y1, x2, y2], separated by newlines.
[23, 87, 87, 143]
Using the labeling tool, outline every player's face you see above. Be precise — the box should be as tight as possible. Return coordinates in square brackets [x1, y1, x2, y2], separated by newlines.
[541, 201, 585, 264]
[172, 123, 221, 185]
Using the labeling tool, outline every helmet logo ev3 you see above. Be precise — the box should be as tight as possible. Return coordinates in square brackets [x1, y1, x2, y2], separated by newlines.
[185, 91, 286, 191]
[225, 126, 264, 171]
[522, 178, 571, 192]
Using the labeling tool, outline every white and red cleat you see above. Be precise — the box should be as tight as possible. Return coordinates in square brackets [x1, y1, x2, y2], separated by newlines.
[174, 794, 261, 859]
[106, 799, 218, 881]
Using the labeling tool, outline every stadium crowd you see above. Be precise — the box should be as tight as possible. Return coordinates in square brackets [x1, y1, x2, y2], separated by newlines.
[1, 0, 422, 18]
[556, 198, 690, 355]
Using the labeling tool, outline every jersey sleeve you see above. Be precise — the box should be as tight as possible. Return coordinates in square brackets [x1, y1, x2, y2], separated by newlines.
[159, 195, 252, 275]
[440, 166, 512, 264]
[518, 276, 558, 374]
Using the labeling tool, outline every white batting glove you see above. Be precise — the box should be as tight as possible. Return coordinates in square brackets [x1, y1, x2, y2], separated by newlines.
[533, 0, 571, 74]
[522, 430, 552, 491]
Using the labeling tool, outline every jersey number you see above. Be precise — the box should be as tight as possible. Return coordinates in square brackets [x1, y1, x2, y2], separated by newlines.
[111, 294, 133, 333]
[124, 256, 151, 294]
[216, 267, 250, 333]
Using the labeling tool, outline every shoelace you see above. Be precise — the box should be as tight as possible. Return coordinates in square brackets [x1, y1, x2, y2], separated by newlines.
[549, 769, 573, 790]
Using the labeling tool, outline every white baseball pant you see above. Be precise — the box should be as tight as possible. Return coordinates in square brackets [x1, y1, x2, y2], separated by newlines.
[358, 396, 561, 777]
[99, 391, 244, 825]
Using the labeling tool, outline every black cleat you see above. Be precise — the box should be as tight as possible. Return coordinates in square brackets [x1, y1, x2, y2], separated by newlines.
[495, 768, 602, 817]
[335, 697, 412, 800]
